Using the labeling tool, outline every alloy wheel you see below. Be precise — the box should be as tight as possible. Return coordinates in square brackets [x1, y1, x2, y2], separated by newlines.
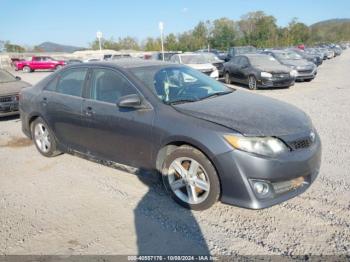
[34, 123, 51, 153]
[167, 157, 210, 205]
[248, 76, 257, 90]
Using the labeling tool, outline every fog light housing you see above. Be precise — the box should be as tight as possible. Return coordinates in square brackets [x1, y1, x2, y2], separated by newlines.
[251, 180, 271, 198]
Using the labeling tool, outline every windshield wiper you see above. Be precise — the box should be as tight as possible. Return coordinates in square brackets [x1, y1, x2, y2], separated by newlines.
[167, 98, 199, 105]
[200, 90, 233, 101]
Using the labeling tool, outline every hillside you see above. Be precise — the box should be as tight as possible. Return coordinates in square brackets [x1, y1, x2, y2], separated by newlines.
[34, 42, 85, 53]
[310, 19, 350, 42]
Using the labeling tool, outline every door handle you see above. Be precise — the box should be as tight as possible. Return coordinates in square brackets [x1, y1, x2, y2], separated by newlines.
[42, 97, 48, 106]
[85, 106, 94, 117]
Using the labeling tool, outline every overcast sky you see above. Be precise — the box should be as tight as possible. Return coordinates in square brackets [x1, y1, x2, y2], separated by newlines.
[1, 0, 349, 47]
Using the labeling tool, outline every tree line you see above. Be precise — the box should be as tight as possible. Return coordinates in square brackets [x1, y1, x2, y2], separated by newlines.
[90, 12, 350, 52]
[2, 11, 350, 53]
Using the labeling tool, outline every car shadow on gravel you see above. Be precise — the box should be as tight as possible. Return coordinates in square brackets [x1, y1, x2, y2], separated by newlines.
[133, 168, 210, 255]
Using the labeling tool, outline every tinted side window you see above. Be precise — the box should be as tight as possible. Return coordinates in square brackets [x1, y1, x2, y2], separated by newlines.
[90, 69, 137, 104]
[56, 68, 88, 97]
[231, 56, 241, 65]
[45, 76, 59, 91]
[240, 57, 249, 67]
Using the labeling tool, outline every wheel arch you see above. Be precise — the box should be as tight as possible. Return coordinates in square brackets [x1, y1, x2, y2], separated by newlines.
[156, 137, 220, 175]
[155, 138, 223, 199]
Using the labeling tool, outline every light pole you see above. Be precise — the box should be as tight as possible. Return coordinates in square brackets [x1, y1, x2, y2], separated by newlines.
[96, 31, 103, 52]
[159, 22, 165, 61]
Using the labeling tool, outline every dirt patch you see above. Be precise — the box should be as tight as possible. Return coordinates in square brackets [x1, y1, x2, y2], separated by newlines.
[1, 137, 32, 148]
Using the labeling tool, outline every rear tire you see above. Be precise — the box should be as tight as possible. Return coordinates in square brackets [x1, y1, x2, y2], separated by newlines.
[31, 117, 61, 157]
[161, 145, 220, 210]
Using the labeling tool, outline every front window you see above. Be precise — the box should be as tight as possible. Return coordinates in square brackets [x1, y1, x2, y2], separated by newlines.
[0, 70, 17, 83]
[249, 55, 282, 67]
[131, 66, 233, 104]
[90, 68, 137, 104]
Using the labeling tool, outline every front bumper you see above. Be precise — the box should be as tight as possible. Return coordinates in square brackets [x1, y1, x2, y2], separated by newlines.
[214, 133, 322, 209]
[296, 68, 317, 80]
[0, 101, 19, 117]
[258, 77, 295, 88]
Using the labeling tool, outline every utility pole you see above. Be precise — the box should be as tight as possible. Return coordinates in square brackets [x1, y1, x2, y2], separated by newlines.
[159, 22, 165, 61]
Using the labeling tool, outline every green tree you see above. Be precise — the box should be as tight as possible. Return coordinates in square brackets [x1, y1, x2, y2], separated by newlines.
[4, 41, 26, 52]
[210, 18, 238, 50]
[164, 33, 178, 51]
[144, 37, 161, 51]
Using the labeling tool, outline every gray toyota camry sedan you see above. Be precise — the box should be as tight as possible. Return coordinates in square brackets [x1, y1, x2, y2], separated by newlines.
[20, 59, 321, 210]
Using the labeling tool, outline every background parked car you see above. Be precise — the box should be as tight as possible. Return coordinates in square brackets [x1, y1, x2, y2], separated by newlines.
[262, 50, 317, 82]
[223, 54, 296, 90]
[289, 48, 323, 66]
[150, 51, 182, 61]
[0, 69, 30, 117]
[196, 49, 228, 61]
[15, 56, 66, 73]
[226, 46, 257, 61]
[170, 53, 219, 79]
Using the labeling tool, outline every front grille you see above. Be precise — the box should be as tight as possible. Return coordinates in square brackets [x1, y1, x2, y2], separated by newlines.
[0, 96, 13, 103]
[289, 138, 313, 150]
[298, 69, 313, 74]
[272, 73, 290, 78]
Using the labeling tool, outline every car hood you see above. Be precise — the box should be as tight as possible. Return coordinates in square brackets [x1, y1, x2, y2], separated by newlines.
[253, 64, 291, 73]
[0, 80, 31, 96]
[174, 91, 312, 137]
[281, 59, 313, 68]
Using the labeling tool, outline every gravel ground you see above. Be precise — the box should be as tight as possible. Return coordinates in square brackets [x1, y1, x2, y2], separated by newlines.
[0, 52, 349, 257]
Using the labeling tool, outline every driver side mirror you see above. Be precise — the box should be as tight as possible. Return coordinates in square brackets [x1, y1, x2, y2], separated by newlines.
[117, 94, 147, 109]
[15, 76, 21, 80]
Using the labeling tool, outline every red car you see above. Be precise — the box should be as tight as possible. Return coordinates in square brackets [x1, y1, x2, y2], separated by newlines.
[15, 56, 66, 73]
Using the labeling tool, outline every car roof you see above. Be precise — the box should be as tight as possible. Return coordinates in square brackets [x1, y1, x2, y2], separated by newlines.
[75, 58, 177, 69]
[241, 54, 270, 58]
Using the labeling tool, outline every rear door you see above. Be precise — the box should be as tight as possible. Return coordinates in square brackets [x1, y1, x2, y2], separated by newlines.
[40, 67, 89, 151]
[80, 67, 155, 168]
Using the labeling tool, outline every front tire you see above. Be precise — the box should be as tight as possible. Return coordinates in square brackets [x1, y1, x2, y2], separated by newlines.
[224, 72, 232, 85]
[161, 145, 220, 210]
[55, 65, 63, 71]
[22, 66, 31, 73]
[248, 75, 258, 90]
[31, 117, 61, 157]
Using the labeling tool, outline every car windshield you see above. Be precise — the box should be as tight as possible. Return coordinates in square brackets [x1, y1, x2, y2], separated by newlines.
[275, 51, 302, 60]
[0, 70, 17, 83]
[180, 55, 208, 64]
[202, 53, 222, 63]
[249, 55, 281, 67]
[130, 66, 233, 104]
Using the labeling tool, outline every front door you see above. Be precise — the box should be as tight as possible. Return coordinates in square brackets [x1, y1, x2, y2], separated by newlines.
[80, 68, 155, 168]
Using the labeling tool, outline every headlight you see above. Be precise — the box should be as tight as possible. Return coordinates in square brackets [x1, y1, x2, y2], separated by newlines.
[261, 72, 272, 78]
[224, 135, 289, 157]
[290, 70, 298, 77]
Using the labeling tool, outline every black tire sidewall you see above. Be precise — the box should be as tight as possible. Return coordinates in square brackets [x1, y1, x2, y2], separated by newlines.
[161, 146, 220, 210]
